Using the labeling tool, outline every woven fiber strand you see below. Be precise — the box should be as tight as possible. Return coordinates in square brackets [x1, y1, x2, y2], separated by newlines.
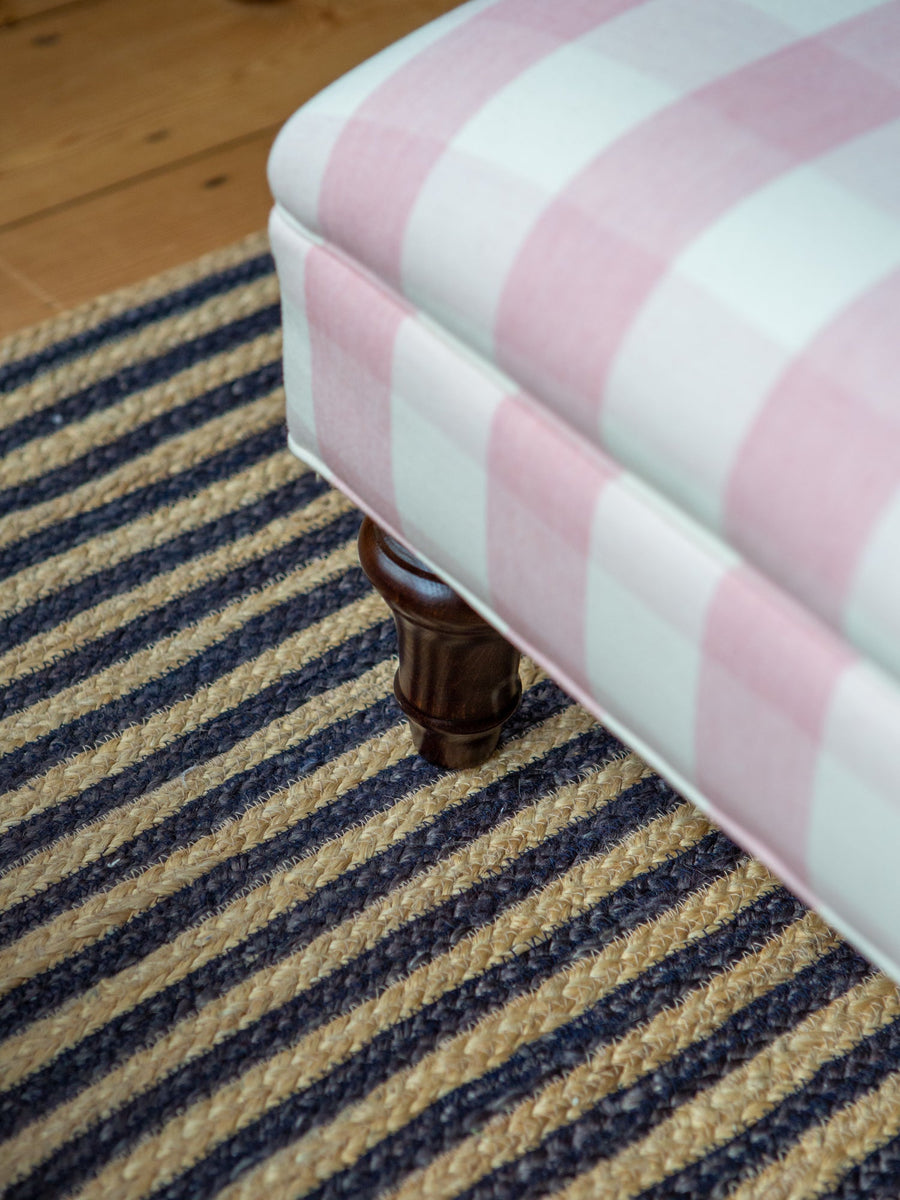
[1, 233, 899, 1200]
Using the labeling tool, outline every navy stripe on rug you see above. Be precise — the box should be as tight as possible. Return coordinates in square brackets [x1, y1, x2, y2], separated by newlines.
[0, 687, 587, 1050]
[636, 1012, 900, 1200]
[0, 252, 273, 395]
[0, 612, 394, 875]
[0, 469, 329, 653]
[145, 829, 745, 1200]
[0, 358, 282, 516]
[0, 683, 576, 1138]
[0, 302, 280, 456]
[0, 690, 401, 951]
[1, 506, 361, 717]
[822, 1130, 900, 1200]
[0, 420, 285, 583]
[5, 770, 709, 1200]
[305, 884, 808, 1200]
[0, 563, 373, 799]
[453, 942, 873, 1200]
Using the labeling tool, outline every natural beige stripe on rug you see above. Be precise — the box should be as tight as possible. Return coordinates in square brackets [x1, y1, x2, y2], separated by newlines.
[74, 801, 715, 1200]
[555, 970, 899, 1200]
[732, 1062, 900, 1200]
[8, 708, 626, 1184]
[0, 649, 389, 918]
[0, 484, 351, 688]
[1, 588, 386, 835]
[384, 856, 781, 1200]
[3, 678, 573, 1091]
[2, 439, 300, 617]
[3, 313, 280, 490]
[0, 388, 282, 551]
[0, 659, 397, 979]
[0, 231, 271, 403]
[0, 535, 359, 754]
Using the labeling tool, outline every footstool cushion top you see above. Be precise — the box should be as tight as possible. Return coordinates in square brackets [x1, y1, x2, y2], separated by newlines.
[269, 0, 900, 687]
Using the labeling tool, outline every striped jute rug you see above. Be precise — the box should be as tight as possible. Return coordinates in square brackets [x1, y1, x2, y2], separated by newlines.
[2, 232, 900, 1200]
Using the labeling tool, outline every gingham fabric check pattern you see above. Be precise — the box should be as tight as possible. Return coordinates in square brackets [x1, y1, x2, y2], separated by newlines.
[267, 0, 900, 982]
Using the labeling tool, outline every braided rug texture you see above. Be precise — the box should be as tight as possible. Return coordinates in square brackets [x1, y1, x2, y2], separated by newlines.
[2, 231, 900, 1200]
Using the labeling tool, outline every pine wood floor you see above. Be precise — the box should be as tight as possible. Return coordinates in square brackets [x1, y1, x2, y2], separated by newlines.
[0, 0, 461, 338]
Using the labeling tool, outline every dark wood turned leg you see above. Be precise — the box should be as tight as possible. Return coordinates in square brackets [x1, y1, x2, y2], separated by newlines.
[358, 518, 521, 769]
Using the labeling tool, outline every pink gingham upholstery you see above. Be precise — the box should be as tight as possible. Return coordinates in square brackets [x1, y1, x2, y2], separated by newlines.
[268, 0, 900, 983]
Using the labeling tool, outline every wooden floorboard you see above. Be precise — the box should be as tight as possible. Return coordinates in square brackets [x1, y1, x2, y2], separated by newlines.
[0, 255, 56, 330]
[0, 0, 462, 339]
[0, 0, 86, 24]
[0, 131, 279, 314]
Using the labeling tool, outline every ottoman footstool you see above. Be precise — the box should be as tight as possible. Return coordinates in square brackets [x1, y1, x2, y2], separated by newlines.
[268, 0, 900, 984]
